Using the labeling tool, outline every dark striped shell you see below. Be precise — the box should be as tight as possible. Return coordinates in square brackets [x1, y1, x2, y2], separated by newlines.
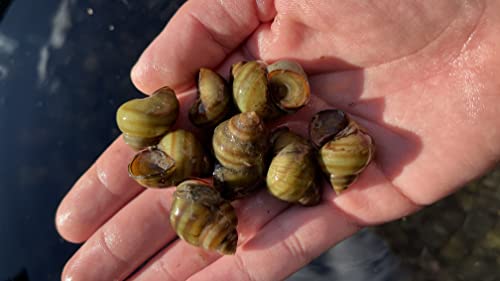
[189, 68, 231, 127]
[231, 61, 280, 119]
[267, 60, 310, 113]
[128, 130, 211, 188]
[266, 128, 321, 206]
[310, 110, 375, 194]
[170, 179, 238, 255]
[212, 112, 268, 199]
[116, 87, 179, 150]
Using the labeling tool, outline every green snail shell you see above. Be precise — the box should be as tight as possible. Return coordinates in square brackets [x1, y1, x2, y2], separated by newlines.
[267, 60, 310, 113]
[269, 126, 309, 156]
[128, 130, 211, 188]
[128, 146, 176, 188]
[231, 61, 280, 119]
[189, 68, 231, 127]
[170, 179, 238, 255]
[116, 86, 179, 150]
[310, 109, 375, 194]
[266, 128, 321, 206]
[212, 111, 269, 200]
[157, 129, 212, 184]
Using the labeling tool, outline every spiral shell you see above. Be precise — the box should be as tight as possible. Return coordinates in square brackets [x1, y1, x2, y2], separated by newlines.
[116, 87, 179, 150]
[170, 179, 238, 255]
[128, 130, 211, 188]
[309, 110, 375, 194]
[212, 112, 268, 199]
[128, 147, 176, 188]
[231, 61, 280, 119]
[267, 60, 310, 113]
[189, 68, 231, 127]
[266, 128, 321, 206]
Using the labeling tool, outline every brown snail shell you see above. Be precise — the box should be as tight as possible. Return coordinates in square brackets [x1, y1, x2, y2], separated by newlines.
[309, 110, 375, 194]
[128, 130, 211, 188]
[116, 86, 179, 150]
[128, 146, 176, 188]
[212, 112, 268, 200]
[266, 128, 321, 206]
[231, 61, 280, 120]
[269, 126, 309, 156]
[267, 60, 310, 113]
[170, 179, 238, 255]
[189, 68, 231, 127]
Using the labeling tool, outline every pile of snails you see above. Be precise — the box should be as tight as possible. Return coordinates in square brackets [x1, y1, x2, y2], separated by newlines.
[116, 60, 375, 255]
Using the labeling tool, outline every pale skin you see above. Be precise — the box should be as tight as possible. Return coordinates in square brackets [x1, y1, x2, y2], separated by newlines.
[56, 0, 500, 280]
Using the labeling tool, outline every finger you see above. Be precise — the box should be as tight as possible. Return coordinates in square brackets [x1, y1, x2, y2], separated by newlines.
[189, 196, 361, 281]
[55, 137, 143, 243]
[61, 188, 177, 281]
[131, 0, 276, 94]
[128, 189, 289, 281]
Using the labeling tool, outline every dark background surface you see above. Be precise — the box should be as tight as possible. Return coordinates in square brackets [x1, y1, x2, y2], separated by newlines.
[1, 1, 497, 281]
[0, 0, 185, 279]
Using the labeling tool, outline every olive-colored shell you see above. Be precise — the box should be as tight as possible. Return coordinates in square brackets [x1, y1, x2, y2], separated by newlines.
[266, 128, 321, 206]
[270, 127, 309, 156]
[310, 110, 375, 194]
[189, 68, 231, 127]
[231, 61, 279, 119]
[267, 60, 310, 113]
[128, 146, 176, 188]
[212, 112, 268, 199]
[170, 179, 238, 255]
[116, 87, 179, 150]
[128, 130, 211, 188]
[157, 129, 212, 184]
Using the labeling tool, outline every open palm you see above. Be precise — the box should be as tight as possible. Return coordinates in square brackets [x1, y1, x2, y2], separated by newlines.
[56, 1, 500, 280]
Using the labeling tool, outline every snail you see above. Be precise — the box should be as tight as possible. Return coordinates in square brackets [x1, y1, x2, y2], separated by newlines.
[231, 61, 278, 119]
[170, 179, 238, 255]
[309, 109, 375, 194]
[189, 68, 232, 127]
[212, 111, 269, 200]
[267, 60, 310, 113]
[266, 127, 321, 206]
[231, 60, 310, 120]
[128, 130, 211, 188]
[116, 86, 179, 150]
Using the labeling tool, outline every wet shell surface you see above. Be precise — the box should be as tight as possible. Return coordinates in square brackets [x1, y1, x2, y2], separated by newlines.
[212, 112, 268, 199]
[157, 129, 212, 184]
[128, 147, 176, 188]
[128, 130, 211, 188]
[170, 179, 238, 255]
[231, 61, 279, 119]
[189, 68, 231, 127]
[310, 109, 375, 194]
[116, 86, 179, 150]
[267, 60, 310, 113]
[266, 128, 321, 206]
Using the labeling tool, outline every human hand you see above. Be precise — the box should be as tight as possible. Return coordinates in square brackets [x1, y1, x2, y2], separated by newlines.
[56, 1, 500, 280]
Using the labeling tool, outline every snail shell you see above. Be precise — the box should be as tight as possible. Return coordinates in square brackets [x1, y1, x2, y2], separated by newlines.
[128, 130, 211, 188]
[212, 112, 269, 199]
[128, 146, 176, 188]
[116, 86, 179, 150]
[170, 179, 238, 255]
[231, 61, 280, 119]
[189, 68, 231, 127]
[266, 128, 321, 206]
[309, 110, 375, 194]
[267, 60, 310, 113]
